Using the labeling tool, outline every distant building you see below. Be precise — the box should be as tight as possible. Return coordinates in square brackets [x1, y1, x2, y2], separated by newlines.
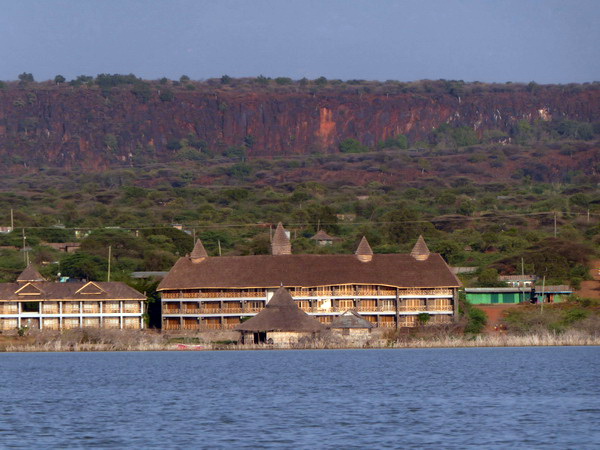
[131, 271, 169, 279]
[44, 242, 81, 253]
[498, 274, 537, 287]
[464, 285, 572, 304]
[0, 265, 146, 331]
[157, 225, 461, 331]
[310, 230, 342, 246]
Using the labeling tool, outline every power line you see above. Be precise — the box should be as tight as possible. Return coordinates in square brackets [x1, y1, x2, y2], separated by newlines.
[1, 210, 590, 232]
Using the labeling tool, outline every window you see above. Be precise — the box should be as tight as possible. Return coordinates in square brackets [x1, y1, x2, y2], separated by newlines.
[22, 302, 39, 313]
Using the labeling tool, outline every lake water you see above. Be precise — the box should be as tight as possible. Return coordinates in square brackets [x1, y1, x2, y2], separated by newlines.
[1, 347, 599, 449]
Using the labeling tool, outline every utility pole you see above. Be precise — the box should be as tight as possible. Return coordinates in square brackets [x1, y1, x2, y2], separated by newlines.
[10, 208, 14, 231]
[540, 275, 546, 314]
[521, 257, 525, 304]
[587, 209, 590, 224]
[554, 212, 557, 238]
[107, 245, 112, 282]
[217, 239, 222, 256]
[22, 228, 28, 265]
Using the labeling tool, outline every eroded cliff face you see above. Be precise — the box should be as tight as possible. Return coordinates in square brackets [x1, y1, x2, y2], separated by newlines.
[0, 86, 598, 169]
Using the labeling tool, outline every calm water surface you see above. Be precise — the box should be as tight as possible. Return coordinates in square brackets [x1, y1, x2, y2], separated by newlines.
[0, 347, 599, 449]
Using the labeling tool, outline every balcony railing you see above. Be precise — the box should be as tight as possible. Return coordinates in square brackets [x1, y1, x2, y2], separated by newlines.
[162, 287, 454, 300]
[164, 307, 263, 315]
[162, 291, 266, 299]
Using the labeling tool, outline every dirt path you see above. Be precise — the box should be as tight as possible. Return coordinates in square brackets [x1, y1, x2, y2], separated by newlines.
[576, 259, 600, 299]
[474, 304, 524, 332]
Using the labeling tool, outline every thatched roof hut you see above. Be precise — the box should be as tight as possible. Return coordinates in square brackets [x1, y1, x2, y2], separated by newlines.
[329, 310, 374, 330]
[235, 287, 325, 333]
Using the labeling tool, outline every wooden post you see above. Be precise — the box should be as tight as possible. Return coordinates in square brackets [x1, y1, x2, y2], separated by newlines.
[395, 288, 400, 330]
[453, 289, 459, 322]
[540, 275, 546, 313]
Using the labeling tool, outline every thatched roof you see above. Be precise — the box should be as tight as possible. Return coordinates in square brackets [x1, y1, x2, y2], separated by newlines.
[271, 222, 291, 255]
[235, 287, 325, 332]
[17, 265, 45, 283]
[410, 235, 431, 261]
[158, 251, 461, 291]
[311, 230, 341, 241]
[329, 310, 374, 329]
[190, 239, 208, 260]
[0, 281, 145, 302]
[355, 236, 373, 256]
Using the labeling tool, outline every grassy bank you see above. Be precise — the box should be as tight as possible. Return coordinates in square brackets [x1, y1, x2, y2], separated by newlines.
[1, 328, 599, 352]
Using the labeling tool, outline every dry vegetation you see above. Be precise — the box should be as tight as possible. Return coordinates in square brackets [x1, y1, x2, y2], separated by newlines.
[1, 320, 599, 352]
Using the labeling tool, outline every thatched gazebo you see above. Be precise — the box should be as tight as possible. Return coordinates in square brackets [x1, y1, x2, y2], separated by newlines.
[329, 310, 374, 338]
[235, 287, 325, 344]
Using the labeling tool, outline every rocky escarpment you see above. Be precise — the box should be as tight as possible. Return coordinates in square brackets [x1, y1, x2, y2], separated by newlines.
[0, 83, 598, 169]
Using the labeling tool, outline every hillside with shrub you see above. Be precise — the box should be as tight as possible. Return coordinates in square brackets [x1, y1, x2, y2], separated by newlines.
[0, 75, 598, 297]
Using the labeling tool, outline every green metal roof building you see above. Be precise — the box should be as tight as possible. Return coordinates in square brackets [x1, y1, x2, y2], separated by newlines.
[465, 286, 572, 304]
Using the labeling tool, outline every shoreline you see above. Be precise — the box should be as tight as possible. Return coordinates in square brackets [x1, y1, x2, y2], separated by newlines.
[1, 329, 599, 352]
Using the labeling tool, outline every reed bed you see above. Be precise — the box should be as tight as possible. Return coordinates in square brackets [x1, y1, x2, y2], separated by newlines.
[1, 329, 599, 352]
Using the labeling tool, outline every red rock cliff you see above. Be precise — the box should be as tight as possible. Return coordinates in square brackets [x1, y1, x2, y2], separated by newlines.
[0, 85, 598, 168]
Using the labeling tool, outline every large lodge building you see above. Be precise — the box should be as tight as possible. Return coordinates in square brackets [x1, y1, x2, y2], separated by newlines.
[0, 266, 146, 331]
[157, 224, 461, 331]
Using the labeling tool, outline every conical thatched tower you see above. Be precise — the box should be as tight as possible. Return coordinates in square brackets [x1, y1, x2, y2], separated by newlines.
[271, 222, 291, 255]
[190, 239, 208, 263]
[410, 235, 431, 261]
[355, 236, 373, 262]
[17, 265, 45, 283]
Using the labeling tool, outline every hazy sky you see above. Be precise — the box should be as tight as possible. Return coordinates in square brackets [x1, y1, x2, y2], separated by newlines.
[1, 0, 598, 83]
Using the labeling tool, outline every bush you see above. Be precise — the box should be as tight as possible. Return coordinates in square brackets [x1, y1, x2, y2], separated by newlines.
[465, 307, 487, 333]
[339, 138, 368, 154]
[159, 89, 174, 102]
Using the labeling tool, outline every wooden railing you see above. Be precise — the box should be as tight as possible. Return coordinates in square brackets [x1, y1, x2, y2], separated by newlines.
[162, 287, 454, 300]
[162, 291, 266, 299]
[164, 307, 263, 315]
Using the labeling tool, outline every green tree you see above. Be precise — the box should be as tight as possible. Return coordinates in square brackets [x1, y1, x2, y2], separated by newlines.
[54, 75, 66, 84]
[339, 138, 368, 153]
[132, 82, 152, 102]
[477, 268, 507, 287]
[18, 72, 34, 84]
[159, 89, 174, 102]
[315, 76, 328, 86]
[60, 252, 106, 280]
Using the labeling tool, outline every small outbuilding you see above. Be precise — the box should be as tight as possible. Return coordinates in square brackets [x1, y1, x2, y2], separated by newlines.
[329, 310, 374, 337]
[235, 287, 325, 345]
[310, 230, 342, 246]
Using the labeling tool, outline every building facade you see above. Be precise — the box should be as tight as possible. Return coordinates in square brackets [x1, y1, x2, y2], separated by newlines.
[157, 226, 461, 331]
[0, 266, 146, 331]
